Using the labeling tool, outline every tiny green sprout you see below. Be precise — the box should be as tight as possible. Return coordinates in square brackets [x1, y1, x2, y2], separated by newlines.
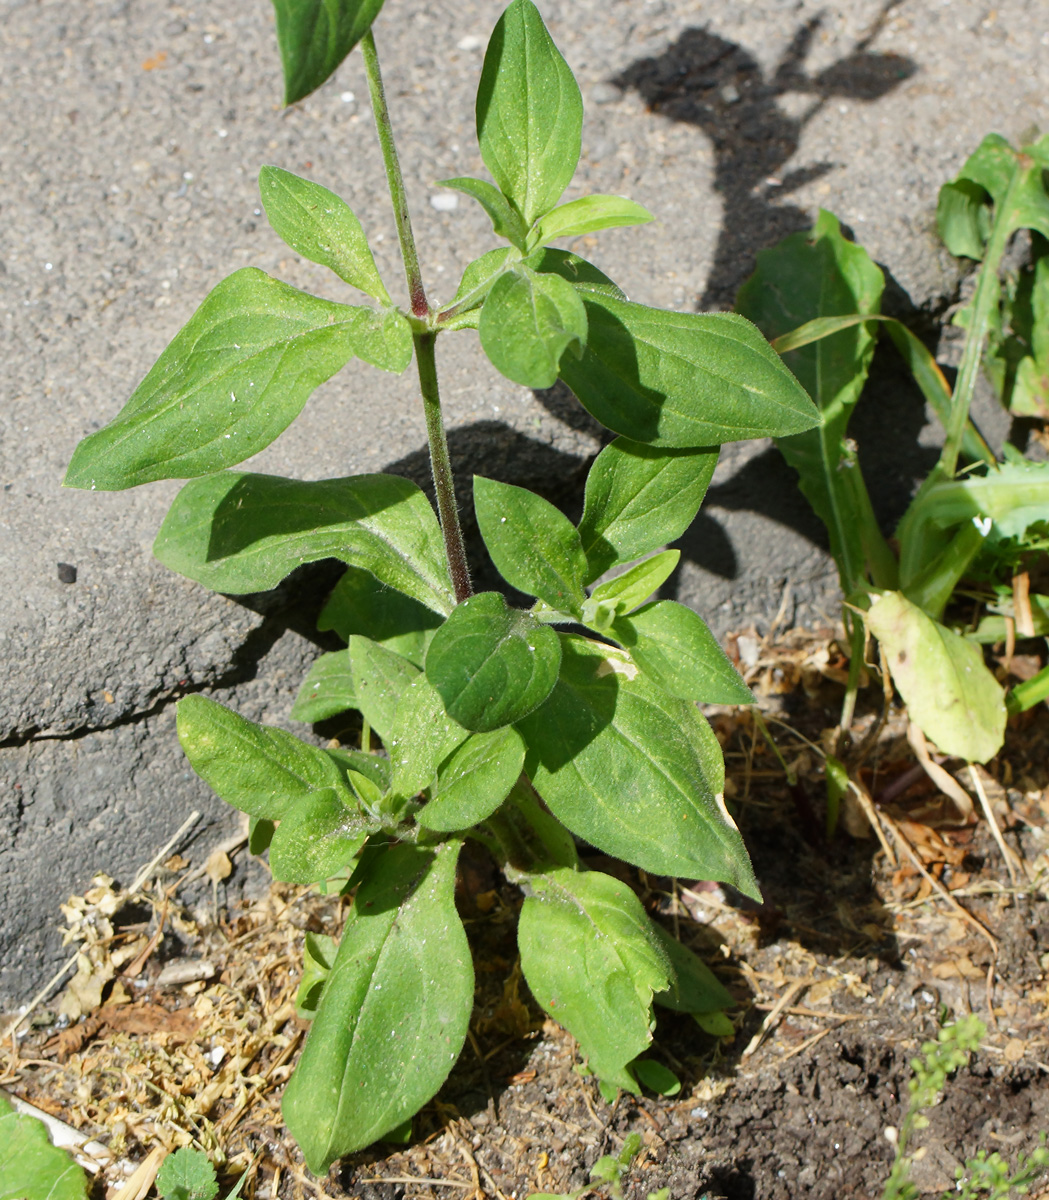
[881, 1017, 1049, 1200]
[156, 1147, 251, 1200]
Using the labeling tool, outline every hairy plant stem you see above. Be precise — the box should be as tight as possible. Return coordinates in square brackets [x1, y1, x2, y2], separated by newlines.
[415, 331, 472, 602]
[360, 29, 428, 319]
[360, 30, 471, 602]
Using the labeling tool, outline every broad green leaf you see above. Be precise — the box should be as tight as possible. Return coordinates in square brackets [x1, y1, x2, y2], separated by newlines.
[155, 1147, 218, 1200]
[937, 179, 993, 259]
[695, 1011, 735, 1037]
[632, 1059, 681, 1097]
[269, 788, 374, 883]
[578, 437, 718, 582]
[388, 673, 468, 798]
[65, 269, 411, 490]
[771, 313, 993, 467]
[533, 195, 653, 247]
[282, 840, 473, 1172]
[348, 636, 420, 743]
[291, 650, 357, 722]
[438, 177, 528, 247]
[649, 924, 735, 1014]
[259, 166, 390, 301]
[940, 133, 1049, 259]
[327, 746, 391, 793]
[425, 592, 561, 731]
[866, 591, 1006, 763]
[899, 462, 1049, 587]
[517, 635, 759, 896]
[584, 550, 680, 631]
[611, 600, 754, 706]
[296, 931, 339, 1019]
[177, 694, 346, 820]
[476, 0, 582, 225]
[953, 133, 1018, 204]
[986, 244, 1049, 418]
[441, 247, 518, 328]
[271, 0, 383, 105]
[558, 295, 819, 447]
[524, 246, 626, 300]
[418, 727, 526, 831]
[479, 265, 587, 389]
[518, 867, 670, 1089]
[736, 209, 889, 594]
[0, 1093, 89, 1200]
[154, 472, 454, 616]
[318, 566, 443, 666]
[474, 477, 588, 616]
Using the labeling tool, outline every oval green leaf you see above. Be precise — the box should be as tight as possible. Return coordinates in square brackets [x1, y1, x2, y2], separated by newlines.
[479, 265, 588, 389]
[418, 727, 526, 832]
[476, 0, 582, 225]
[269, 788, 375, 884]
[533, 194, 653, 247]
[388, 673, 469, 799]
[318, 566, 443, 667]
[272, 0, 384, 105]
[518, 867, 670, 1090]
[649, 923, 735, 1014]
[517, 635, 759, 897]
[425, 592, 561, 732]
[558, 295, 819, 447]
[259, 166, 390, 300]
[282, 840, 473, 1173]
[578, 437, 718, 582]
[348, 636, 420, 744]
[437, 177, 527, 247]
[65, 268, 411, 490]
[176, 694, 348, 820]
[153, 471, 454, 615]
[586, 550, 680, 620]
[866, 591, 1006, 763]
[473, 477, 588, 616]
[611, 600, 754, 706]
[0, 1094, 89, 1200]
[291, 650, 357, 722]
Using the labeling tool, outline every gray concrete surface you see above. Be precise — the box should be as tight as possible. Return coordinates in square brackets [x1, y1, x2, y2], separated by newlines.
[2, 0, 1047, 1005]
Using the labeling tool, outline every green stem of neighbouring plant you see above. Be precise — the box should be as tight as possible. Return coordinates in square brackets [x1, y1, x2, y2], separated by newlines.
[415, 331, 472, 602]
[1008, 662, 1049, 714]
[839, 614, 866, 742]
[360, 29, 428, 319]
[939, 168, 1024, 480]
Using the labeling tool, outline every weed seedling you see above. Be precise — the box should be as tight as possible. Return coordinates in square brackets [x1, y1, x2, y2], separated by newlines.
[882, 1017, 1048, 1200]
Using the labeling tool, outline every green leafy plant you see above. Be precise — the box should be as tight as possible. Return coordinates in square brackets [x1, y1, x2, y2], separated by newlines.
[65, 0, 818, 1175]
[882, 1017, 1049, 1200]
[156, 1146, 250, 1200]
[0, 1093, 89, 1200]
[528, 1133, 670, 1200]
[736, 134, 1049, 795]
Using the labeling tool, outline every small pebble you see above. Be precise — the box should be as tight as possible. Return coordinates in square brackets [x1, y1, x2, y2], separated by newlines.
[720, 83, 741, 104]
[457, 34, 483, 51]
[430, 192, 458, 212]
[57, 562, 77, 584]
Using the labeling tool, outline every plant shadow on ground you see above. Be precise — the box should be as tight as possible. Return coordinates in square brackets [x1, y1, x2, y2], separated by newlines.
[611, 8, 916, 309]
